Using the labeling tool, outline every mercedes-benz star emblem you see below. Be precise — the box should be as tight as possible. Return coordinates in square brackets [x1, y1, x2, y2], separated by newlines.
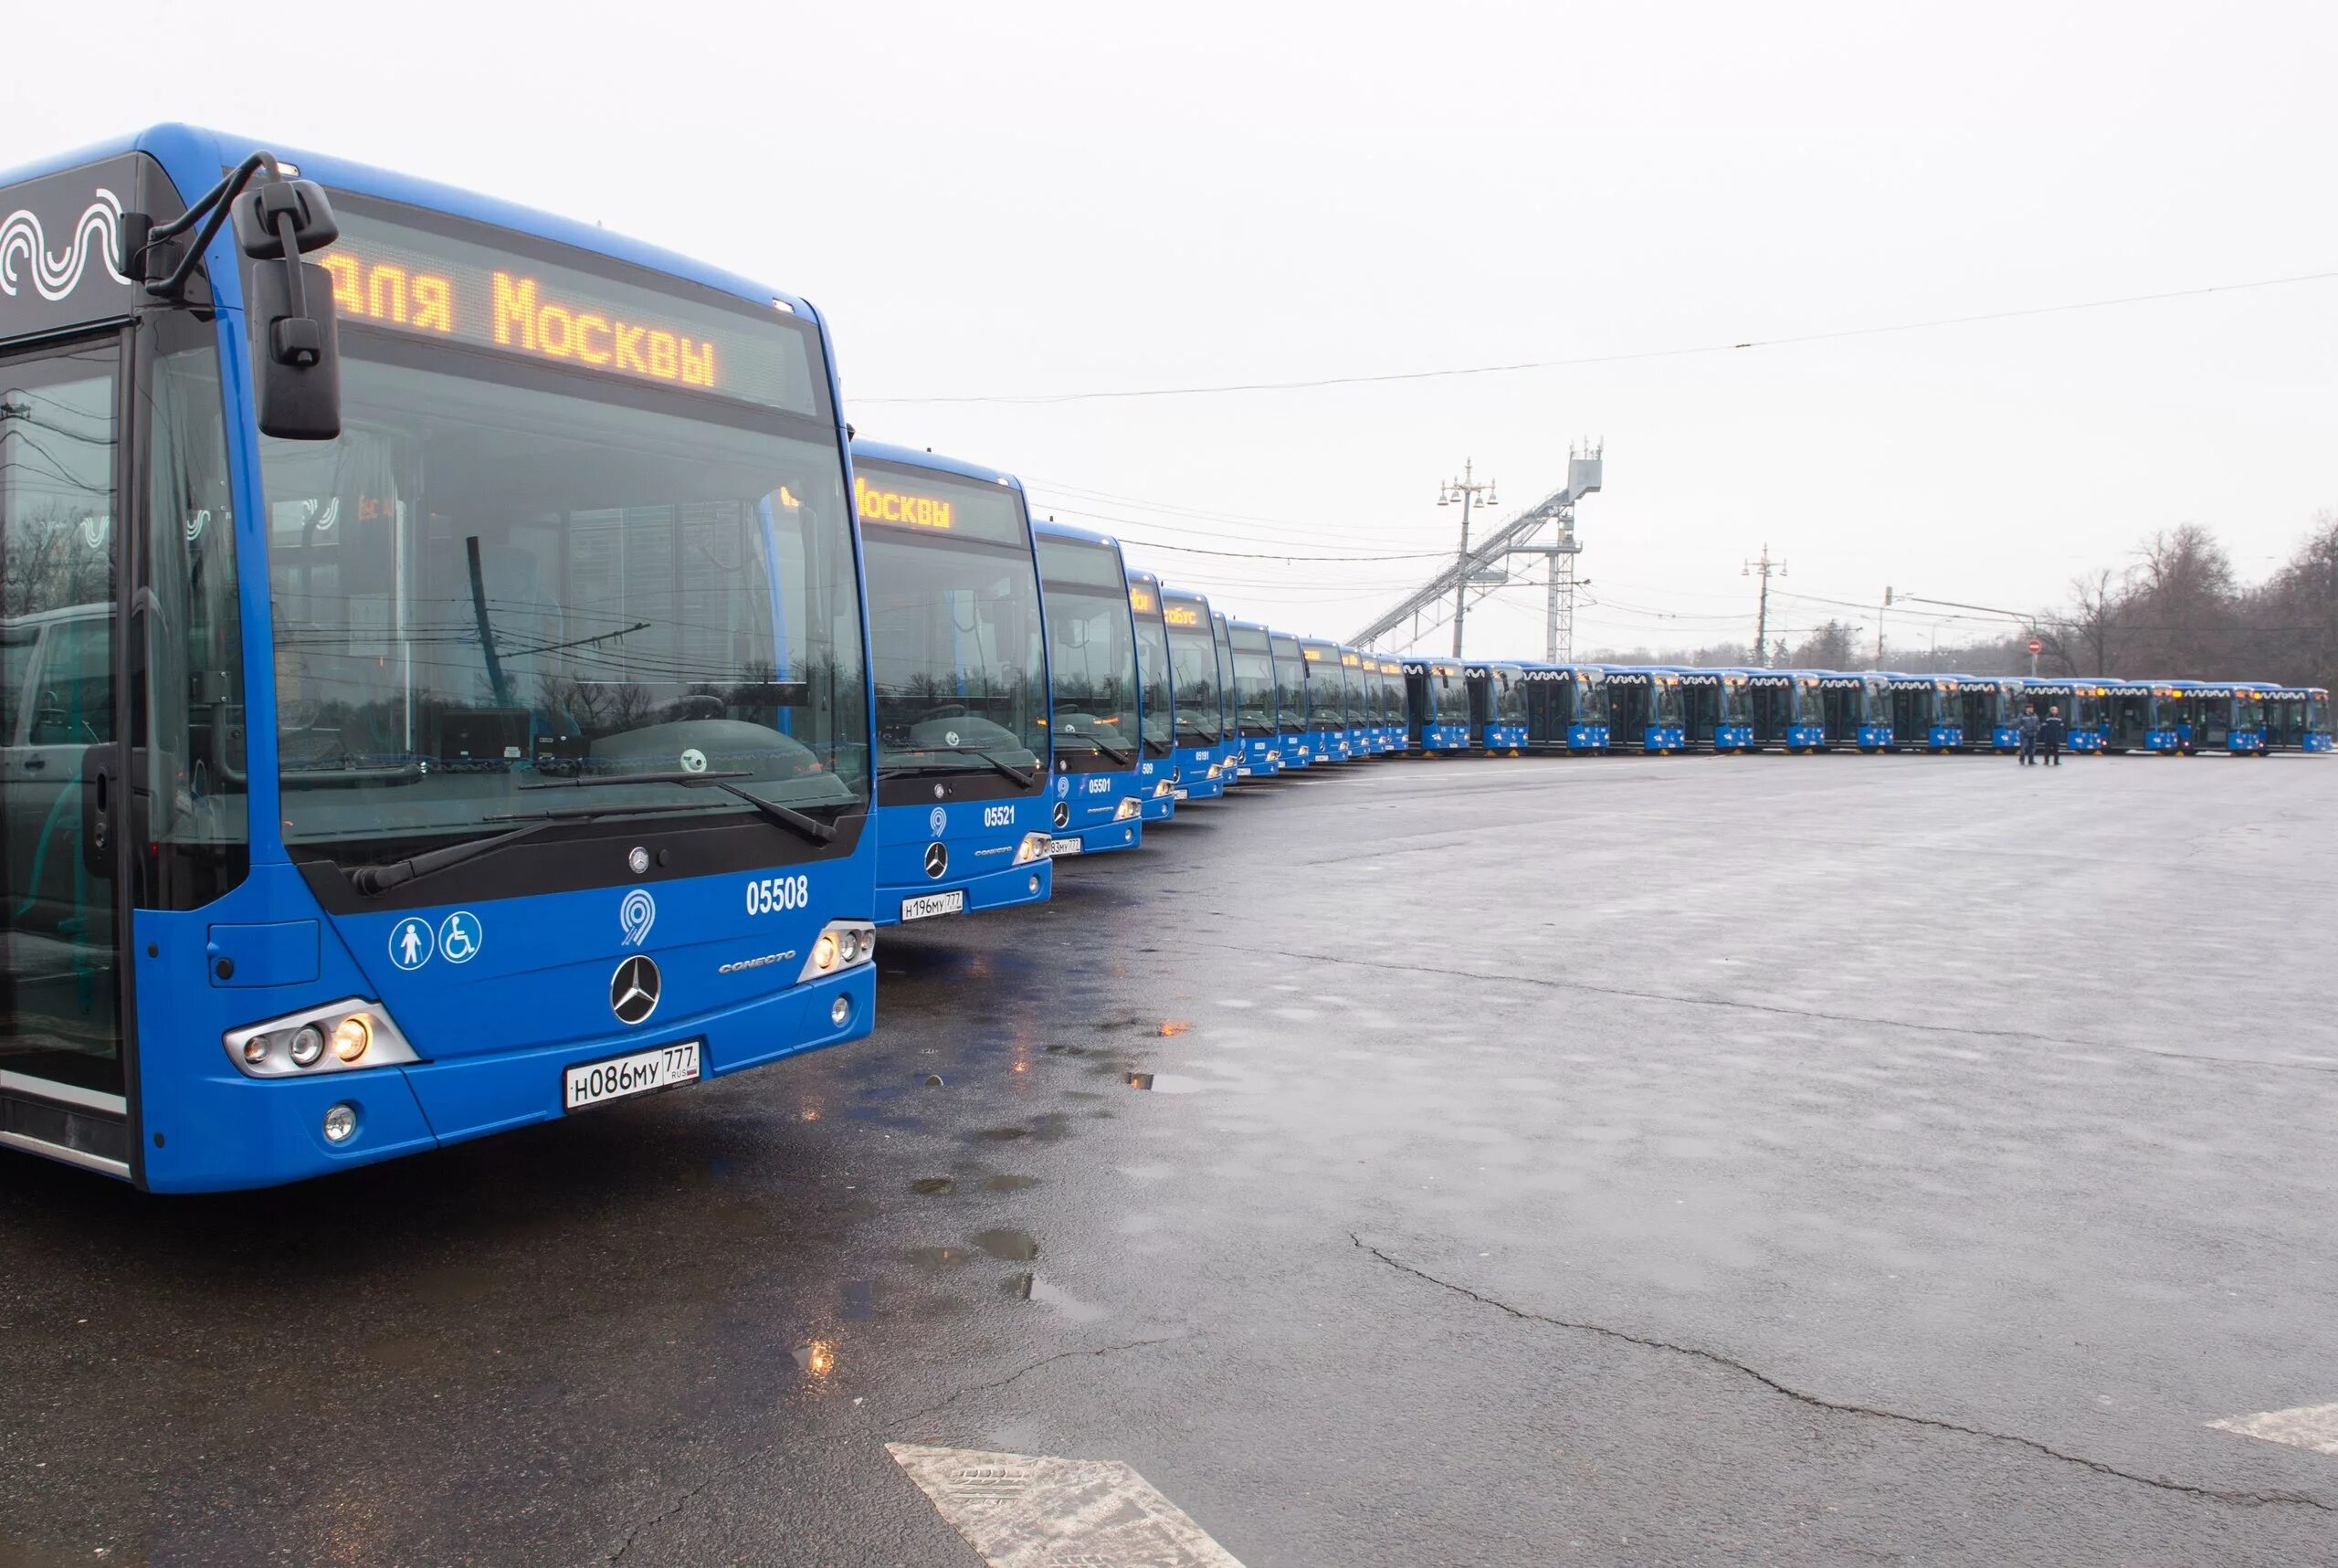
[610, 953, 661, 1026]
[1052, 802, 1069, 829]
[627, 846, 650, 875]
[922, 842, 949, 879]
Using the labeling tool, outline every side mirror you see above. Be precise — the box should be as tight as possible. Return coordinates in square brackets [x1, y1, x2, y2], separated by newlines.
[236, 176, 343, 441]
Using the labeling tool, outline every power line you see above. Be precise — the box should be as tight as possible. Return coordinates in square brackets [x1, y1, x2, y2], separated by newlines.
[857, 266, 2338, 405]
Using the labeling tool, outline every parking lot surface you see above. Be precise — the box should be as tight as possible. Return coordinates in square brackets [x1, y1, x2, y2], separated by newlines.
[5, 753, 2335, 1566]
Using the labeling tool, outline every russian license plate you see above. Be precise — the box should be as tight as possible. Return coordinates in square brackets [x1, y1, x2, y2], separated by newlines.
[1043, 837, 1083, 857]
[1171, 787, 1190, 800]
[1236, 766, 1253, 776]
[900, 889, 965, 921]
[564, 1039, 700, 1112]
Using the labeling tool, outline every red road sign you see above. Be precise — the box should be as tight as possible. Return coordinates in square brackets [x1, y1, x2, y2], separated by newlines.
[2027, 637, 2043, 655]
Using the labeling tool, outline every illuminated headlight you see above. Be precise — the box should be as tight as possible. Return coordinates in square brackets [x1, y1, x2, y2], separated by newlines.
[1205, 761, 1223, 779]
[1012, 831, 1051, 865]
[797, 921, 876, 984]
[1113, 796, 1142, 821]
[224, 1001, 417, 1079]
[1153, 779, 1174, 798]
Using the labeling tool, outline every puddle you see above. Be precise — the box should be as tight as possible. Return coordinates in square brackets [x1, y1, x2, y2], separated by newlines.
[976, 1127, 1029, 1142]
[974, 1228, 1038, 1261]
[792, 1340, 837, 1377]
[907, 1247, 973, 1271]
[911, 1177, 955, 1195]
[842, 1279, 876, 1321]
[1126, 1072, 1205, 1094]
[983, 1173, 1039, 1192]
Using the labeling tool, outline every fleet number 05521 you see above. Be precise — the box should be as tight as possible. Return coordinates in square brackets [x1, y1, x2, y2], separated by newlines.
[745, 874, 810, 915]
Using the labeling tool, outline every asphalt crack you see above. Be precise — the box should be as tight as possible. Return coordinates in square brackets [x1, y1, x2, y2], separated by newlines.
[895, 1333, 1189, 1426]
[1353, 1235, 2333, 1512]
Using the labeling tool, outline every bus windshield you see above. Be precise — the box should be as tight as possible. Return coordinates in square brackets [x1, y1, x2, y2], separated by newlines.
[858, 460, 1046, 780]
[1163, 593, 1222, 744]
[1231, 626, 1276, 736]
[1269, 634, 1307, 737]
[1574, 674, 1608, 724]
[259, 274, 866, 853]
[1130, 578, 1174, 758]
[1036, 534, 1138, 768]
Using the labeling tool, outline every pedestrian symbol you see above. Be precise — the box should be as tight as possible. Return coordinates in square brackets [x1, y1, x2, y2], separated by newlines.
[437, 910, 483, 964]
[388, 917, 435, 972]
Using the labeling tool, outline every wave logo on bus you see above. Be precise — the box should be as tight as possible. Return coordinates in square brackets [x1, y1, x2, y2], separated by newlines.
[0, 188, 130, 301]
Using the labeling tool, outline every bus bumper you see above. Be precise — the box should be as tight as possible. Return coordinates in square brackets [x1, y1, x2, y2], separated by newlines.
[878, 855, 1052, 927]
[138, 965, 875, 1193]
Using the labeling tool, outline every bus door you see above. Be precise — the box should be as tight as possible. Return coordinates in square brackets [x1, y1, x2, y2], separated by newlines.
[2193, 689, 2235, 752]
[2, 332, 135, 1177]
[1679, 674, 1720, 751]
[2103, 687, 2150, 752]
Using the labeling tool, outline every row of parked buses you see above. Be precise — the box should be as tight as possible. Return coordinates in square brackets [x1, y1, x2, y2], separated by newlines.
[5, 128, 2328, 1191]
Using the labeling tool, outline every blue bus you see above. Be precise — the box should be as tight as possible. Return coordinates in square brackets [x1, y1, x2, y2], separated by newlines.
[1212, 611, 1255, 781]
[0, 128, 879, 1189]
[2265, 686, 2333, 752]
[2018, 679, 2107, 753]
[857, 443, 1052, 925]
[1376, 657, 1410, 752]
[1882, 674, 1959, 752]
[1467, 661, 1530, 753]
[2161, 681, 2268, 754]
[1404, 658, 1469, 752]
[1603, 668, 1686, 752]
[1949, 677, 2024, 753]
[1269, 629, 1315, 767]
[1161, 585, 1229, 800]
[2101, 680, 2157, 753]
[1337, 647, 1377, 757]
[1031, 521, 1145, 856]
[1124, 571, 1180, 816]
[1227, 620, 1282, 776]
[1680, 669, 1750, 752]
[1537, 665, 1612, 752]
[1816, 672, 1892, 752]
[1301, 638, 1353, 760]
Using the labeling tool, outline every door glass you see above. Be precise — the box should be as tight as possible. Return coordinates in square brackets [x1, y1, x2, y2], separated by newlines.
[1, 340, 121, 1098]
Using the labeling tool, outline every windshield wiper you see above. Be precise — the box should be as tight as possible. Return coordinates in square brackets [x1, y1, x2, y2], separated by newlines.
[879, 746, 1041, 787]
[1069, 732, 1132, 765]
[347, 801, 712, 896]
[523, 769, 838, 845]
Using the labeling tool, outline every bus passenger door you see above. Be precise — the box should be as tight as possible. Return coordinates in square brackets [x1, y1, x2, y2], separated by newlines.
[1, 335, 134, 1178]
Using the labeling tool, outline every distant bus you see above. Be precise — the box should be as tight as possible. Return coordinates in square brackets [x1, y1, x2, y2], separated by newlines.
[1817, 672, 1893, 752]
[1269, 630, 1315, 767]
[1677, 669, 1745, 752]
[1031, 521, 1146, 857]
[1882, 674, 1959, 752]
[1522, 665, 1611, 753]
[2017, 679, 2107, 753]
[2161, 681, 2269, 754]
[1211, 612, 1253, 781]
[1604, 668, 1685, 752]
[1300, 638, 1351, 760]
[1404, 658, 1469, 752]
[2101, 680, 2156, 753]
[1952, 677, 2025, 753]
[1161, 585, 1230, 801]
[1337, 647, 1374, 757]
[1227, 619, 1282, 776]
[857, 442, 1053, 927]
[1125, 571, 1181, 816]
[1468, 661, 1531, 753]
[2264, 686, 2333, 752]
[1378, 658, 1411, 752]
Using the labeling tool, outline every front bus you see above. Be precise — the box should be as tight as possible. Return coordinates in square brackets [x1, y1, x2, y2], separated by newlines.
[1, 128, 878, 1191]
[854, 443, 1053, 925]
[1032, 520, 1144, 856]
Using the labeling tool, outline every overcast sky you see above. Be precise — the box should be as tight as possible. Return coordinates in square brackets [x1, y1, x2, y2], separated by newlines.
[11, 1, 2333, 658]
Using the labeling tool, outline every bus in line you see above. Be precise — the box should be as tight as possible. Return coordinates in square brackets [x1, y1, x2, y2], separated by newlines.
[1404, 658, 1469, 752]
[1268, 630, 1314, 767]
[1603, 668, 1685, 752]
[1, 127, 879, 1189]
[2265, 686, 2333, 752]
[1816, 672, 1891, 751]
[1124, 570, 1180, 816]
[1883, 675, 1959, 752]
[1468, 661, 1531, 753]
[1161, 586, 1230, 801]
[1301, 638, 1351, 761]
[1226, 619, 1281, 777]
[857, 442, 1053, 925]
[1031, 520, 1145, 856]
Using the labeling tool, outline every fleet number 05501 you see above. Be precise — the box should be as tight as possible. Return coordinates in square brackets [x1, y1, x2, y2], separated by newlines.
[745, 874, 810, 915]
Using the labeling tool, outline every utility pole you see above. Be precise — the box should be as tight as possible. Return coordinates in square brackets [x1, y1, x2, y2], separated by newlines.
[1877, 587, 1891, 669]
[1744, 545, 1785, 667]
[1438, 459, 1497, 658]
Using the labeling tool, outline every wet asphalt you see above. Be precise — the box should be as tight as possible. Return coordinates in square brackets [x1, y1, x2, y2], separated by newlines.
[4, 752, 2336, 1567]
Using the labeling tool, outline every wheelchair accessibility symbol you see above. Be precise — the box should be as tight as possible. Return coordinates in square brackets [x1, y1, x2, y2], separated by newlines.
[388, 917, 435, 971]
[437, 910, 484, 964]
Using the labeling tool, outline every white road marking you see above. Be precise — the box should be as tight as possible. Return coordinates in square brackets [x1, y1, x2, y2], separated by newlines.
[888, 1443, 1245, 1567]
[2207, 1402, 2338, 1457]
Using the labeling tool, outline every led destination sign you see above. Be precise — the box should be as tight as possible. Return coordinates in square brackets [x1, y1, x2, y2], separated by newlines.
[313, 207, 819, 415]
[853, 463, 1028, 545]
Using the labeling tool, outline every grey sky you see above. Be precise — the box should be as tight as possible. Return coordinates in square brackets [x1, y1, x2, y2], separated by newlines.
[13, 0, 2333, 658]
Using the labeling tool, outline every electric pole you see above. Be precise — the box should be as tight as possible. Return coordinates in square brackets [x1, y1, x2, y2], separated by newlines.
[1438, 459, 1497, 658]
[1744, 545, 1785, 668]
[1877, 587, 1891, 669]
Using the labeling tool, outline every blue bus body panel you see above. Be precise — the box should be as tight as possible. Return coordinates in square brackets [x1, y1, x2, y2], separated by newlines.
[1175, 743, 1228, 801]
[873, 800, 1051, 926]
[1047, 769, 1145, 856]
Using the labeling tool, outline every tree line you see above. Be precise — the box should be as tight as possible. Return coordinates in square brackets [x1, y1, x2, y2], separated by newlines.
[1586, 511, 2338, 690]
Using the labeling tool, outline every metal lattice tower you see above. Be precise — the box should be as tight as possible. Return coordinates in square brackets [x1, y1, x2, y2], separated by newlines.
[1353, 442, 1602, 658]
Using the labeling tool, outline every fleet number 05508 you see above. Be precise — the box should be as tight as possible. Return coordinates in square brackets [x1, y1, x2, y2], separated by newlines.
[745, 874, 811, 915]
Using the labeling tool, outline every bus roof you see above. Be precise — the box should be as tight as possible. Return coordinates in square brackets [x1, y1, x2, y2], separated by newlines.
[1030, 517, 1122, 552]
[4, 125, 820, 317]
[851, 439, 1027, 497]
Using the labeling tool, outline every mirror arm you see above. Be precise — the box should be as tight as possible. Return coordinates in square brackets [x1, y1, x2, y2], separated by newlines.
[145, 153, 274, 300]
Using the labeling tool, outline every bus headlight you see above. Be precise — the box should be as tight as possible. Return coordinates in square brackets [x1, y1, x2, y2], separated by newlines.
[1013, 831, 1051, 865]
[796, 921, 876, 984]
[1205, 760, 1223, 779]
[1113, 796, 1142, 821]
[224, 1002, 418, 1079]
[1153, 779, 1174, 798]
